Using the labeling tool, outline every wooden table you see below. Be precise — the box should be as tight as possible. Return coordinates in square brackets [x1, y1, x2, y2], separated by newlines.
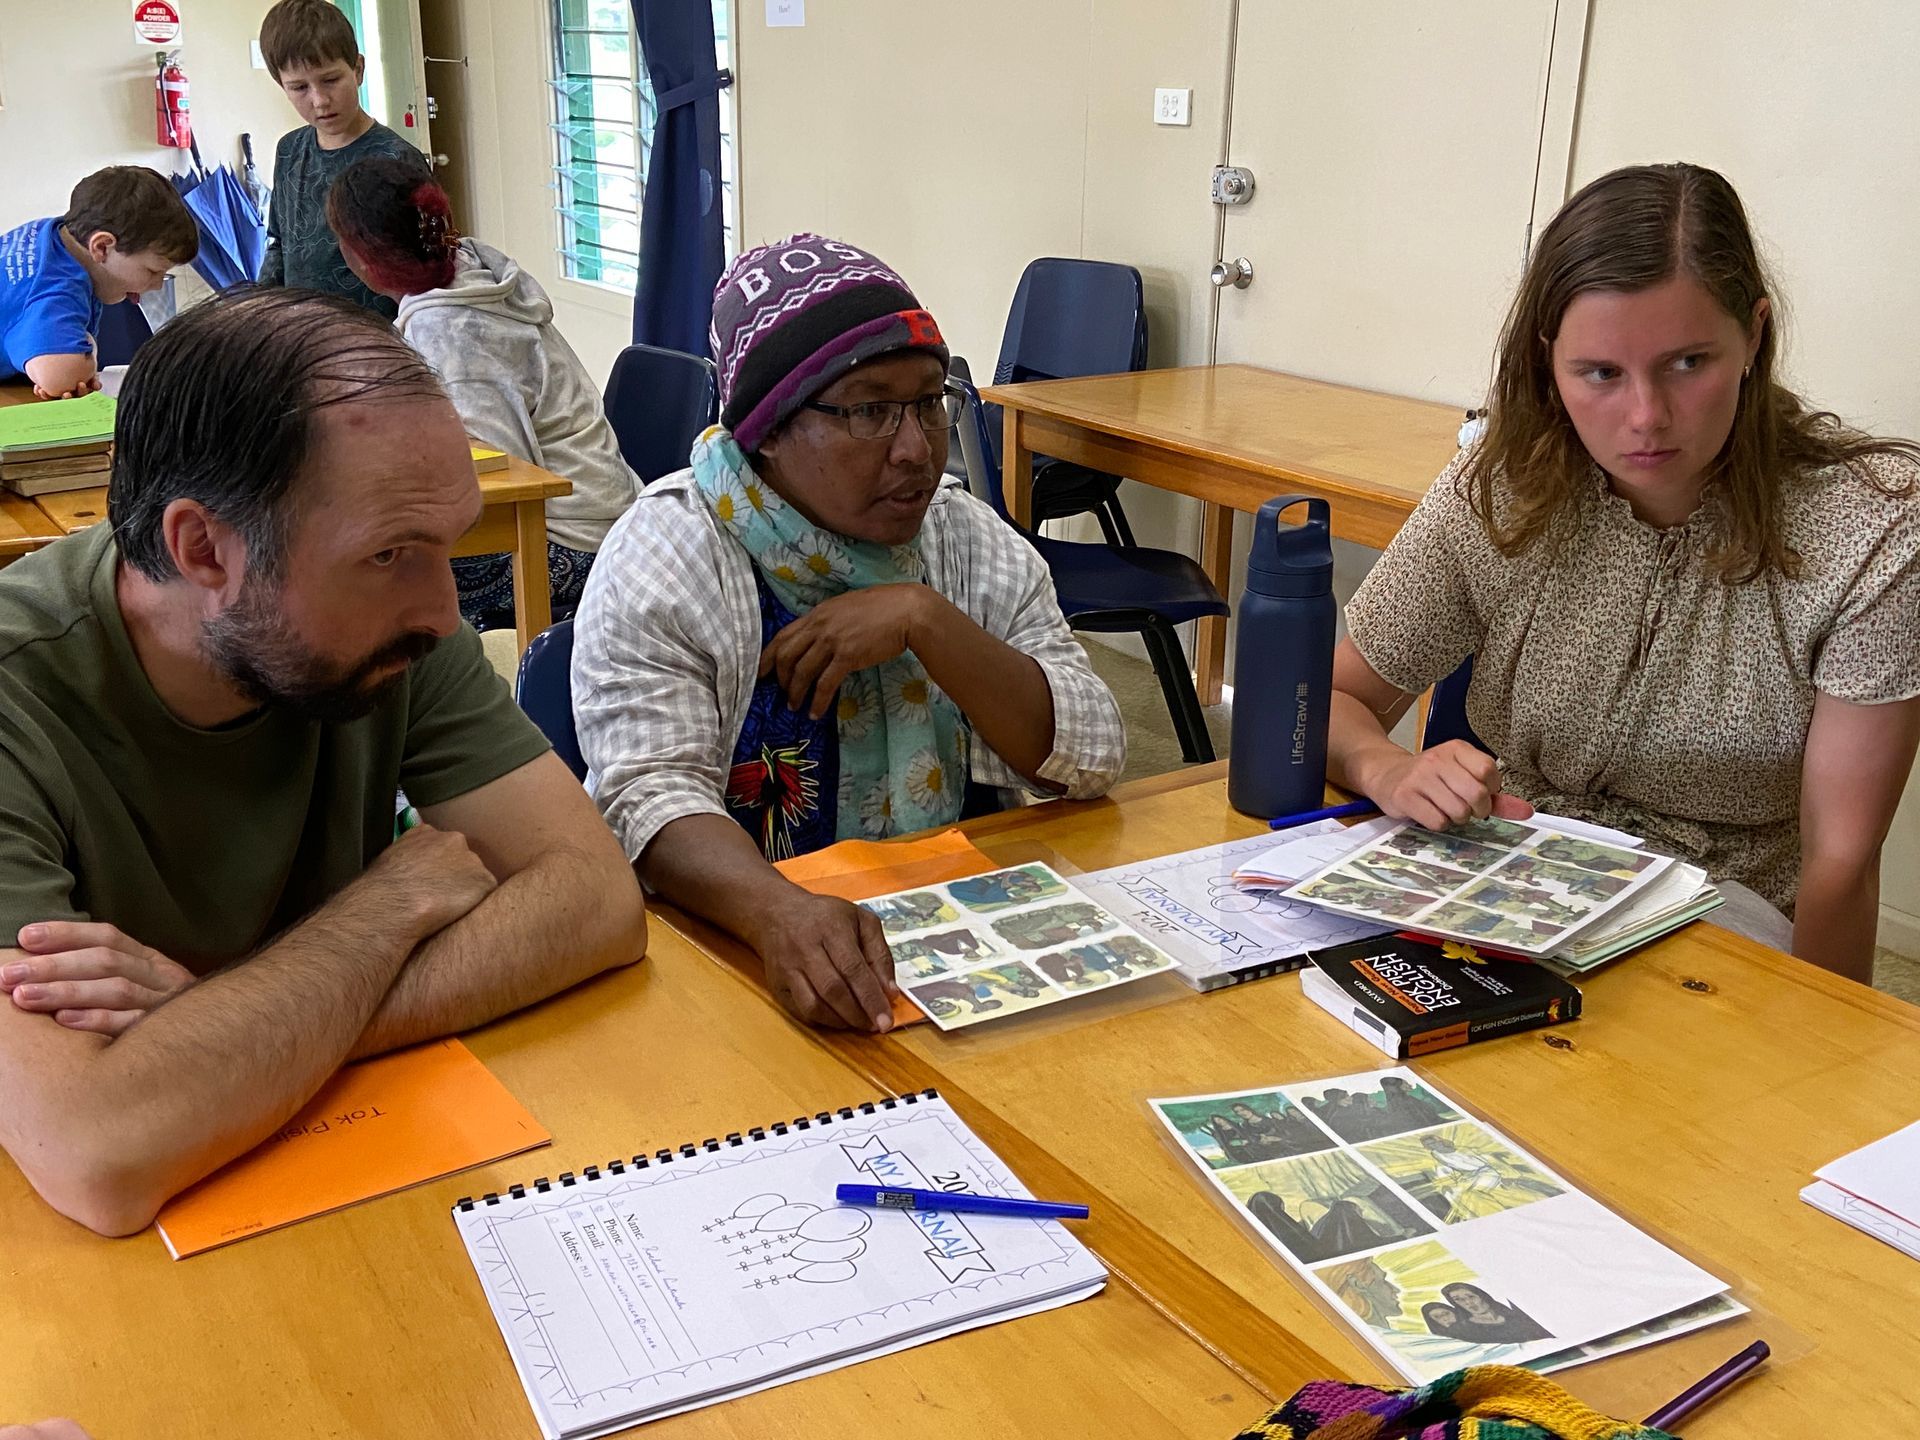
[0, 907, 1291, 1436]
[0, 492, 62, 558]
[1, 383, 570, 656]
[984, 365, 1462, 704]
[7, 770, 1914, 1434]
[665, 765, 1920, 1433]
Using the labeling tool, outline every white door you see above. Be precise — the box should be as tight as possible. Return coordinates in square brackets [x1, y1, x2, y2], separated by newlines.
[1212, 2, 1561, 404]
[359, 0, 433, 152]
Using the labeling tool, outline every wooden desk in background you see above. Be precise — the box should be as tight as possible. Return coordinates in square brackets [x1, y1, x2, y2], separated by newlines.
[661, 765, 1920, 1434]
[983, 365, 1462, 704]
[0, 385, 572, 655]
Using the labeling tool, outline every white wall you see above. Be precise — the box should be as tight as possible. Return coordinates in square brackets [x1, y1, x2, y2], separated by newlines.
[0, 3, 292, 231]
[49, 0, 1905, 949]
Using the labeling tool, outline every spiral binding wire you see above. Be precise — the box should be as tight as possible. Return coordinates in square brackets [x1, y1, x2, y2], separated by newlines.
[454, 1089, 940, 1211]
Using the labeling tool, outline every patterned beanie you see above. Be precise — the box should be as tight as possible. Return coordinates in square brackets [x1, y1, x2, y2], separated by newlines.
[709, 233, 951, 452]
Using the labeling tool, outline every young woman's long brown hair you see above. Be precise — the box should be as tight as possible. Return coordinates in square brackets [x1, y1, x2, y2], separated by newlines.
[1466, 162, 1917, 582]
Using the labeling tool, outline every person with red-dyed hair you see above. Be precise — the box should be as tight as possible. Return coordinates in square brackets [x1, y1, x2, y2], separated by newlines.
[327, 156, 638, 631]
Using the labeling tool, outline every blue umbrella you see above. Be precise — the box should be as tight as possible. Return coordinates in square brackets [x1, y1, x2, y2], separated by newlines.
[172, 137, 267, 290]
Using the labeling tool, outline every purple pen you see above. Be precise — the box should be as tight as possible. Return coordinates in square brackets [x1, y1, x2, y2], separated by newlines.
[1642, 1339, 1769, 1432]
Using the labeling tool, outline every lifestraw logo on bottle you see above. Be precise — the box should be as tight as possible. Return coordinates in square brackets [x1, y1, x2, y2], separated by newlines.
[1290, 682, 1310, 766]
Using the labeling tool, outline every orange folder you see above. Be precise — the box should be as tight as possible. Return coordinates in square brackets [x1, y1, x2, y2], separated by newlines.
[155, 1037, 549, 1259]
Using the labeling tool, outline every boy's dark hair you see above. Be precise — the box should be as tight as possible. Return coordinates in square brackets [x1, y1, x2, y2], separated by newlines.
[62, 167, 199, 264]
[109, 286, 444, 584]
[259, 0, 362, 82]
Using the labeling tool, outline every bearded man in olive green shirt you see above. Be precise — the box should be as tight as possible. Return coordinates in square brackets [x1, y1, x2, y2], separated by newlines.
[0, 288, 647, 1236]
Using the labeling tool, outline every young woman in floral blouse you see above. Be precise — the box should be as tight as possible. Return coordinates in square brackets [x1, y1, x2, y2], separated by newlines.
[1330, 163, 1919, 981]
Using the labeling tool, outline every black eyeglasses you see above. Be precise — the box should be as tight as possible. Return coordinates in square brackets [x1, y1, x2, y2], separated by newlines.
[803, 383, 965, 440]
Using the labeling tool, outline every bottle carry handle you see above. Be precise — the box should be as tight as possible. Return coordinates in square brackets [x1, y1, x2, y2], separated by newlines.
[1256, 493, 1331, 539]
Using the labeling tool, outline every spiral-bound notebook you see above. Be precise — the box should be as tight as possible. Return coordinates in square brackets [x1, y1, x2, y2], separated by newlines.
[452, 1090, 1107, 1438]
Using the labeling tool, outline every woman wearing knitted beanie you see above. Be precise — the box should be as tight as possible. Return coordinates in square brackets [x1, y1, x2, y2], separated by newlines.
[571, 234, 1126, 1033]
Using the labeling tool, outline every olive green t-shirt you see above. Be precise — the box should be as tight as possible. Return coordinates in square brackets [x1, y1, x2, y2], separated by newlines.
[0, 526, 551, 974]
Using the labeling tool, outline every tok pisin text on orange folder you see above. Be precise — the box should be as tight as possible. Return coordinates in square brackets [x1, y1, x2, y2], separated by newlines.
[154, 1037, 550, 1258]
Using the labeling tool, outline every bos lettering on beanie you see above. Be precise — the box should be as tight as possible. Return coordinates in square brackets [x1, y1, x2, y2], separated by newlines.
[709, 233, 950, 450]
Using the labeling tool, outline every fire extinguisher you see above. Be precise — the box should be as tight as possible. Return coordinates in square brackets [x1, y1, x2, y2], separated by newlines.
[155, 52, 191, 150]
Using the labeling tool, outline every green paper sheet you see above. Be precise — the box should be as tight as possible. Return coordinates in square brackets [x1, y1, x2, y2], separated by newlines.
[0, 392, 117, 454]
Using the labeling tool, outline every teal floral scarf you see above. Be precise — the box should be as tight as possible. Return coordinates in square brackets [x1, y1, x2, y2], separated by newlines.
[692, 426, 967, 840]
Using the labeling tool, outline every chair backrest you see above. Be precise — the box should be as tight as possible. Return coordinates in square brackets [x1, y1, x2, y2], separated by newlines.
[1420, 654, 1490, 754]
[95, 299, 153, 368]
[603, 343, 719, 485]
[987, 258, 1147, 461]
[942, 354, 975, 486]
[515, 619, 586, 781]
[950, 376, 1017, 527]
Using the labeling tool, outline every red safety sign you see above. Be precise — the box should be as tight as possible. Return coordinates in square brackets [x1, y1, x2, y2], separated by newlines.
[134, 0, 183, 45]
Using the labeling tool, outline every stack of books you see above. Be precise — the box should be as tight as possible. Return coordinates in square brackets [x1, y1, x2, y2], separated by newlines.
[0, 392, 116, 496]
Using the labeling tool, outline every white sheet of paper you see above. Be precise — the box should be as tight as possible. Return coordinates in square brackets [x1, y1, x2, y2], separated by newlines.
[1230, 816, 1398, 886]
[455, 1097, 1106, 1438]
[1814, 1119, 1920, 1226]
[1075, 825, 1392, 990]
[1150, 1067, 1730, 1383]
[765, 0, 804, 25]
[1802, 1178, 1920, 1261]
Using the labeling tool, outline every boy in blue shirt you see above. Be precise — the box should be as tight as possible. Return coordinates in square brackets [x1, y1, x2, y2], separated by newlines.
[0, 167, 197, 398]
[257, 0, 428, 318]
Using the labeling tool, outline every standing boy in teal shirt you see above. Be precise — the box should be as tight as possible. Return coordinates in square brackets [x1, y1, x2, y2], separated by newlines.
[257, 0, 427, 318]
[0, 168, 196, 398]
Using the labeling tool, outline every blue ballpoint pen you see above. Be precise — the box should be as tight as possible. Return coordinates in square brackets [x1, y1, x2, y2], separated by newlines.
[836, 1184, 1090, 1220]
[1268, 798, 1378, 831]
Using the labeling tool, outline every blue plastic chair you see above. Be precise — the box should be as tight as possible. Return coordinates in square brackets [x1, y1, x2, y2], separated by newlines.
[987, 258, 1148, 547]
[516, 619, 586, 781]
[603, 343, 718, 485]
[953, 376, 1226, 763]
[1421, 655, 1489, 753]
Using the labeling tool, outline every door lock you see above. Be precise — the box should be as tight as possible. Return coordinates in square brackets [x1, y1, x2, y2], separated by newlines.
[1211, 165, 1256, 205]
[1210, 256, 1255, 290]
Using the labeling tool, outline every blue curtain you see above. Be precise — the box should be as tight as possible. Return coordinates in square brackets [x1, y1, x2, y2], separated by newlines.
[630, 1, 730, 358]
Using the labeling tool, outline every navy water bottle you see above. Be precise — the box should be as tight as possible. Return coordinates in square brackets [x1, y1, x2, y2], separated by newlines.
[1228, 495, 1336, 819]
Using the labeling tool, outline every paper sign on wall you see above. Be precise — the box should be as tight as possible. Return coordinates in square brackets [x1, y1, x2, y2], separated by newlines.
[766, 0, 805, 27]
[134, 0, 183, 45]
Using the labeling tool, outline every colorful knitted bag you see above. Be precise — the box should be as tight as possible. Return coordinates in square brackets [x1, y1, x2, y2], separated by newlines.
[1233, 1366, 1677, 1440]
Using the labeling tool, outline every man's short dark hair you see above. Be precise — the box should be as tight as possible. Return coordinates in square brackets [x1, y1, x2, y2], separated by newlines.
[108, 287, 444, 583]
[259, 0, 362, 81]
[63, 166, 199, 264]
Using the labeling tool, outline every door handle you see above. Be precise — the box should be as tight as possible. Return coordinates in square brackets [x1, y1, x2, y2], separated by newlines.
[1210, 257, 1254, 290]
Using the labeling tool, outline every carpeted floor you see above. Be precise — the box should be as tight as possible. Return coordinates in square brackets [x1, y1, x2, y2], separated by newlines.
[486, 625, 1920, 1000]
